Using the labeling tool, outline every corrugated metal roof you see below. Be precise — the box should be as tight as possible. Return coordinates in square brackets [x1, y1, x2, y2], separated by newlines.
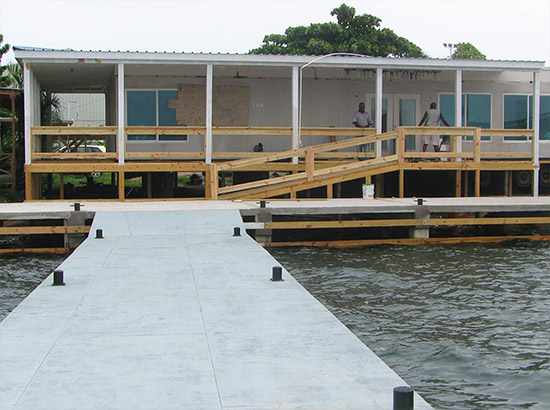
[13, 46, 546, 71]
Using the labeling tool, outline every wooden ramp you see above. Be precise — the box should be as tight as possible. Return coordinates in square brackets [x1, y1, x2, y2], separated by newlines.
[210, 127, 538, 200]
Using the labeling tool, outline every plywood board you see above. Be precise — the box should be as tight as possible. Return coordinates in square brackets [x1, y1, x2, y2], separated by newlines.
[168, 84, 249, 126]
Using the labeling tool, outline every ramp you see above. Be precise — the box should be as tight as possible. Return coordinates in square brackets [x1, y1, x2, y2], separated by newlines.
[1, 210, 431, 409]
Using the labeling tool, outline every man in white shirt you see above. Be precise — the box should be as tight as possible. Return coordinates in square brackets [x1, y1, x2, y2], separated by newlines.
[418, 102, 450, 152]
[352, 102, 373, 152]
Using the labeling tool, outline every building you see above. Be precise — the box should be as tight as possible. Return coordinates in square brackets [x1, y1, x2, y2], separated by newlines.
[13, 47, 550, 200]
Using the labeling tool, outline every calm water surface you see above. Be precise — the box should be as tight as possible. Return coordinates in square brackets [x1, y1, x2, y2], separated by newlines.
[269, 241, 550, 410]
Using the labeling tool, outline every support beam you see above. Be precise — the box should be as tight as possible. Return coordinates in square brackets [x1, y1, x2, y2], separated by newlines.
[375, 67, 383, 158]
[532, 70, 540, 197]
[23, 63, 33, 165]
[292, 66, 299, 150]
[117, 64, 125, 165]
[205, 64, 213, 164]
[118, 171, 125, 200]
[455, 70, 463, 160]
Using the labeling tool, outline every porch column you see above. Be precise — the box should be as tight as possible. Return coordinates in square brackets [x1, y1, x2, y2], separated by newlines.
[375, 67, 383, 157]
[292, 66, 299, 151]
[455, 70, 463, 159]
[205, 64, 213, 164]
[117, 63, 125, 165]
[532, 70, 541, 196]
[23, 63, 34, 165]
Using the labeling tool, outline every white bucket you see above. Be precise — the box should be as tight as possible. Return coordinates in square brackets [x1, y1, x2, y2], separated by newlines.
[362, 183, 374, 199]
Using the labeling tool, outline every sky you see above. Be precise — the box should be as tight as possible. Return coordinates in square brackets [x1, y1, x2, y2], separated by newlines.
[1, 0, 549, 66]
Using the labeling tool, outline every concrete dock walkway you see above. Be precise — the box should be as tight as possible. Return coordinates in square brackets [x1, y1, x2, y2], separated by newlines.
[1, 209, 432, 409]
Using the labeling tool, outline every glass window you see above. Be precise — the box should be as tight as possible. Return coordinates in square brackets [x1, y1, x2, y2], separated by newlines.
[440, 94, 491, 140]
[127, 90, 187, 141]
[540, 96, 550, 141]
[127, 90, 156, 140]
[504, 95, 530, 141]
[399, 99, 416, 150]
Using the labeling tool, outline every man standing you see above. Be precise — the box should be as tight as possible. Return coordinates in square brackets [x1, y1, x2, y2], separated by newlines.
[353, 102, 373, 152]
[418, 102, 450, 152]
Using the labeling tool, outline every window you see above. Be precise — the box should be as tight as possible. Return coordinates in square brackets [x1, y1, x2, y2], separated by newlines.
[126, 90, 187, 141]
[439, 94, 492, 140]
[503, 95, 550, 141]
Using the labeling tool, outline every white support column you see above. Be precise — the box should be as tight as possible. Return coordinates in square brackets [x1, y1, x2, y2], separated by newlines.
[455, 70, 463, 159]
[205, 64, 213, 164]
[532, 70, 541, 197]
[292, 66, 299, 164]
[23, 63, 33, 165]
[375, 67, 383, 157]
[117, 63, 125, 165]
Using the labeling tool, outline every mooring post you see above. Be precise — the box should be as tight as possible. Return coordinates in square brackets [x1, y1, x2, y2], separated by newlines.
[52, 270, 65, 286]
[393, 386, 414, 410]
[271, 266, 283, 281]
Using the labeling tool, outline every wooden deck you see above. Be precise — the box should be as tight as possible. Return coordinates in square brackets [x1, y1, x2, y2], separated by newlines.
[25, 126, 541, 201]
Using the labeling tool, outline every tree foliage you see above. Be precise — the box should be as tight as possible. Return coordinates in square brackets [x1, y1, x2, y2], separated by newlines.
[0, 34, 12, 87]
[249, 4, 426, 58]
[451, 42, 486, 60]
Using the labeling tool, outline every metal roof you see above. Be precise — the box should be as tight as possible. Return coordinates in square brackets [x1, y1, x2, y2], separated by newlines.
[13, 46, 546, 72]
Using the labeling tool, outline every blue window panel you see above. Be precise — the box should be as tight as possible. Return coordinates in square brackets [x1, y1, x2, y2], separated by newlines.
[439, 94, 456, 127]
[158, 90, 187, 141]
[466, 95, 491, 141]
[127, 90, 156, 140]
[540, 96, 550, 141]
[504, 95, 528, 141]
[399, 99, 416, 150]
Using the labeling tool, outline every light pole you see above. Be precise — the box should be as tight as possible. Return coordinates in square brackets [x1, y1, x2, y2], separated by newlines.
[443, 43, 458, 59]
[298, 53, 370, 149]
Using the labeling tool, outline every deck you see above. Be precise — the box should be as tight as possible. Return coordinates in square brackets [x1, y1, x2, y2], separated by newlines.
[0, 209, 432, 409]
[24, 125, 545, 201]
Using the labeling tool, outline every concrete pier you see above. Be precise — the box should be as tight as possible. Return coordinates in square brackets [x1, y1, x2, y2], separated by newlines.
[1, 209, 432, 409]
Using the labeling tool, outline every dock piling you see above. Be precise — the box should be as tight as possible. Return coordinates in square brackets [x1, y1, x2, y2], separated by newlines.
[271, 266, 283, 281]
[393, 386, 414, 410]
[52, 270, 65, 286]
[233, 227, 241, 236]
[95, 229, 104, 239]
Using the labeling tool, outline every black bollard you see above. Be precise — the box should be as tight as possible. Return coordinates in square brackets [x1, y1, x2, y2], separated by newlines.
[73, 202, 81, 211]
[417, 198, 424, 206]
[271, 266, 283, 282]
[393, 386, 414, 410]
[53, 270, 65, 286]
[96, 229, 104, 239]
[233, 227, 241, 237]
[260, 200, 266, 208]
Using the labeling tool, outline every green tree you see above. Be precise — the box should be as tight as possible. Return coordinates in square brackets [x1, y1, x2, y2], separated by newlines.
[451, 42, 486, 60]
[0, 34, 11, 87]
[250, 4, 426, 58]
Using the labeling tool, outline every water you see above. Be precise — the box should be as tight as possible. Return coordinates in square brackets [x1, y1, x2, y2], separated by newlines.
[2, 245, 548, 409]
[0, 253, 67, 321]
[269, 241, 550, 410]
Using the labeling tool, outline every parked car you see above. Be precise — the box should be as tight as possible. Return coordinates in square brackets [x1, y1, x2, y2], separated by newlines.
[58, 144, 106, 153]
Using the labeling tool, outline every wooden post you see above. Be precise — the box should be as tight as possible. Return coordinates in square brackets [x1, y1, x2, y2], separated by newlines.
[507, 171, 513, 196]
[24, 169, 32, 201]
[306, 146, 314, 182]
[118, 171, 125, 200]
[326, 184, 333, 199]
[210, 163, 218, 199]
[450, 135, 457, 162]
[147, 172, 152, 198]
[455, 170, 461, 197]
[399, 169, 404, 198]
[397, 127, 405, 164]
[475, 169, 481, 197]
[465, 171, 469, 197]
[473, 127, 481, 163]
[60, 174, 64, 200]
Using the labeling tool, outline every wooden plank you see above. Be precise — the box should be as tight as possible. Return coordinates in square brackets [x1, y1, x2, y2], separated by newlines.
[306, 147, 314, 182]
[0, 247, 69, 254]
[0, 226, 90, 235]
[125, 152, 204, 159]
[264, 216, 550, 230]
[32, 126, 117, 135]
[397, 128, 405, 164]
[475, 169, 481, 197]
[33, 153, 118, 160]
[401, 126, 477, 136]
[473, 128, 481, 163]
[399, 169, 404, 198]
[481, 129, 534, 138]
[264, 235, 550, 248]
[209, 163, 218, 199]
[118, 171, 125, 200]
[455, 170, 461, 197]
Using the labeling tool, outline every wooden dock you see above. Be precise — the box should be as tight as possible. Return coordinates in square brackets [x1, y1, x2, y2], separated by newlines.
[0, 209, 432, 409]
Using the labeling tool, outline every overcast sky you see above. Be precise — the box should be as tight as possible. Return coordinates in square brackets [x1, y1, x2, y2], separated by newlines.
[1, 0, 549, 66]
